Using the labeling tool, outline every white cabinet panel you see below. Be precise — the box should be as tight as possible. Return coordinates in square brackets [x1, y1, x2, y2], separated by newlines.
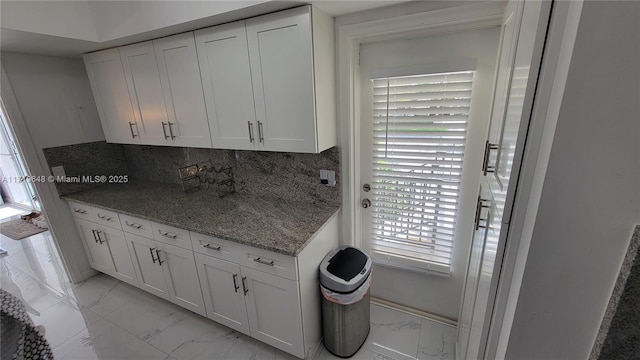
[157, 242, 206, 316]
[120, 214, 153, 239]
[195, 21, 257, 150]
[125, 232, 169, 300]
[195, 253, 250, 334]
[242, 266, 304, 358]
[68, 201, 94, 222]
[92, 207, 122, 231]
[154, 33, 212, 148]
[76, 218, 114, 275]
[119, 41, 169, 146]
[83, 48, 139, 144]
[246, 8, 316, 153]
[96, 225, 138, 287]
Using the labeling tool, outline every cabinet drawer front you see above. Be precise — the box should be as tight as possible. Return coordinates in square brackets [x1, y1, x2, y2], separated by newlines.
[68, 201, 94, 221]
[191, 232, 243, 262]
[151, 222, 192, 250]
[241, 247, 297, 281]
[92, 208, 122, 230]
[120, 214, 153, 238]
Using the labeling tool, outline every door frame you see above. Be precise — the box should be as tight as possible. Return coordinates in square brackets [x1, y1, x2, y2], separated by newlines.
[337, 0, 583, 357]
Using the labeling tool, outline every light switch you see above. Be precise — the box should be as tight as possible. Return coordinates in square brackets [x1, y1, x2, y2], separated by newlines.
[51, 166, 65, 178]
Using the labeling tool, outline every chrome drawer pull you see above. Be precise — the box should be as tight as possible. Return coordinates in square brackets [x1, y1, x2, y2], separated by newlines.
[253, 257, 274, 266]
[202, 243, 221, 251]
[74, 208, 87, 214]
[125, 221, 143, 229]
[97, 214, 112, 221]
[158, 230, 177, 239]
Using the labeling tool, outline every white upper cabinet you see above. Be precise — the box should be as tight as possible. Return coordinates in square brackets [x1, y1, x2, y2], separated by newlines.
[120, 41, 169, 146]
[83, 49, 140, 144]
[154, 33, 212, 148]
[195, 21, 257, 150]
[246, 6, 336, 153]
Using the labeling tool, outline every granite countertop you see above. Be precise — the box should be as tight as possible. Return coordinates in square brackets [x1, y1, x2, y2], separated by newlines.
[63, 180, 340, 256]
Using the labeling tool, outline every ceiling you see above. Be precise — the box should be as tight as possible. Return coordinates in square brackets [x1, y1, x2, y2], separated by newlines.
[0, 0, 409, 58]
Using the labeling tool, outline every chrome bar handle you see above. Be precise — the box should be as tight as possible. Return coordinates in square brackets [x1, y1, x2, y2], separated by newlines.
[162, 122, 170, 139]
[129, 122, 137, 138]
[168, 122, 176, 139]
[247, 122, 254, 143]
[149, 248, 157, 263]
[202, 243, 221, 251]
[257, 121, 264, 143]
[232, 274, 239, 293]
[95, 230, 105, 244]
[474, 196, 491, 231]
[241, 276, 248, 296]
[253, 257, 274, 266]
[158, 230, 177, 239]
[96, 213, 112, 221]
[125, 221, 142, 229]
[482, 141, 499, 175]
[91, 229, 99, 243]
[155, 249, 164, 265]
[73, 208, 87, 214]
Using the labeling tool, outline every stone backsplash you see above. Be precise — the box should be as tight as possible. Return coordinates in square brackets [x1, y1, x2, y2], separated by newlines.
[43, 141, 340, 205]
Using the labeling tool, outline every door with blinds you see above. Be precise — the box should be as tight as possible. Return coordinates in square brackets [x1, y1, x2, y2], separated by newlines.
[359, 26, 501, 317]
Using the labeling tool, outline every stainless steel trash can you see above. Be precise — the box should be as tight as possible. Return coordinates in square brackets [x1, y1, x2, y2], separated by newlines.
[319, 246, 372, 358]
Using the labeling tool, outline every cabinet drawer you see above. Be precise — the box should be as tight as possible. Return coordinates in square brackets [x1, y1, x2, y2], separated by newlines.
[68, 201, 94, 221]
[191, 232, 243, 262]
[151, 222, 192, 250]
[241, 247, 297, 281]
[120, 214, 153, 238]
[92, 207, 122, 230]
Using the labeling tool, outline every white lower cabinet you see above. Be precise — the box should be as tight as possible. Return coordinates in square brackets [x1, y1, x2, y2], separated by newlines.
[195, 253, 250, 335]
[124, 232, 206, 316]
[75, 218, 138, 287]
[242, 266, 304, 356]
[195, 252, 304, 357]
[71, 201, 340, 359]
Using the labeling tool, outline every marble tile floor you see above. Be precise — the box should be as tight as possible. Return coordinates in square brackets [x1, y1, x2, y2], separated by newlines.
[0, 226, 455, 360]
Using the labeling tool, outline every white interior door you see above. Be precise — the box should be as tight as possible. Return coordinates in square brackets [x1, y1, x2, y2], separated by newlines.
[457, 1, 552, 358]
[358, 26, 501, 318]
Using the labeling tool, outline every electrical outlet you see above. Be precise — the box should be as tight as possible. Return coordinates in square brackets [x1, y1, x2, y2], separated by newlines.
[320, 170, 336, 186]
[51, 166, 65, 178]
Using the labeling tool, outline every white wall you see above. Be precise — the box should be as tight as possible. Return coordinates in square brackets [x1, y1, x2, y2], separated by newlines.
[0, 1, 98, 41]
[1, 52, 106, 282]
[504, 2, 640, 359]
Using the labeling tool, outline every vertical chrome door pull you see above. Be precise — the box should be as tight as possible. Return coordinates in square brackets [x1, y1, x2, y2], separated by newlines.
[247, 122, 254, 143]
[168, 122, 176, 139]
[474, 196, 491, 231]
[129, 122, 137, 138]
[91, 229, 99, 243]
[232, 274, 239, 293]
[95, 230, 105, 244]
[162, 122, 170, 139]
[257, 121, 264, 143]
[155, 249, 164, 265]
[241, 276, 248, 296]
[482, 141, 499, 175]
[149, 248, 157, 263]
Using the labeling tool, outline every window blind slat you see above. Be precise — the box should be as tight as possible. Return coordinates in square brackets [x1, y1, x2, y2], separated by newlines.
[369, 70, 474, 271]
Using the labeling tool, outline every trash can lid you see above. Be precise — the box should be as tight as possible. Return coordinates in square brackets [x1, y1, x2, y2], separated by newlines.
[319, 246, 372, 293]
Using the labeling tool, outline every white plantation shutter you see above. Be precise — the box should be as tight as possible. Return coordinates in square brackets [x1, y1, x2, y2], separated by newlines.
[370, 70, 474, 274]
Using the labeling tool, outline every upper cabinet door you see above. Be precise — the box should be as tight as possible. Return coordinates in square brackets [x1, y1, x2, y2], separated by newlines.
[83, 49, 139, 144]
[120, 41, 169, 146]
[246, 7, 317, 153]
[195, 21, 257, 150]
[154, 33, 212, 148]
